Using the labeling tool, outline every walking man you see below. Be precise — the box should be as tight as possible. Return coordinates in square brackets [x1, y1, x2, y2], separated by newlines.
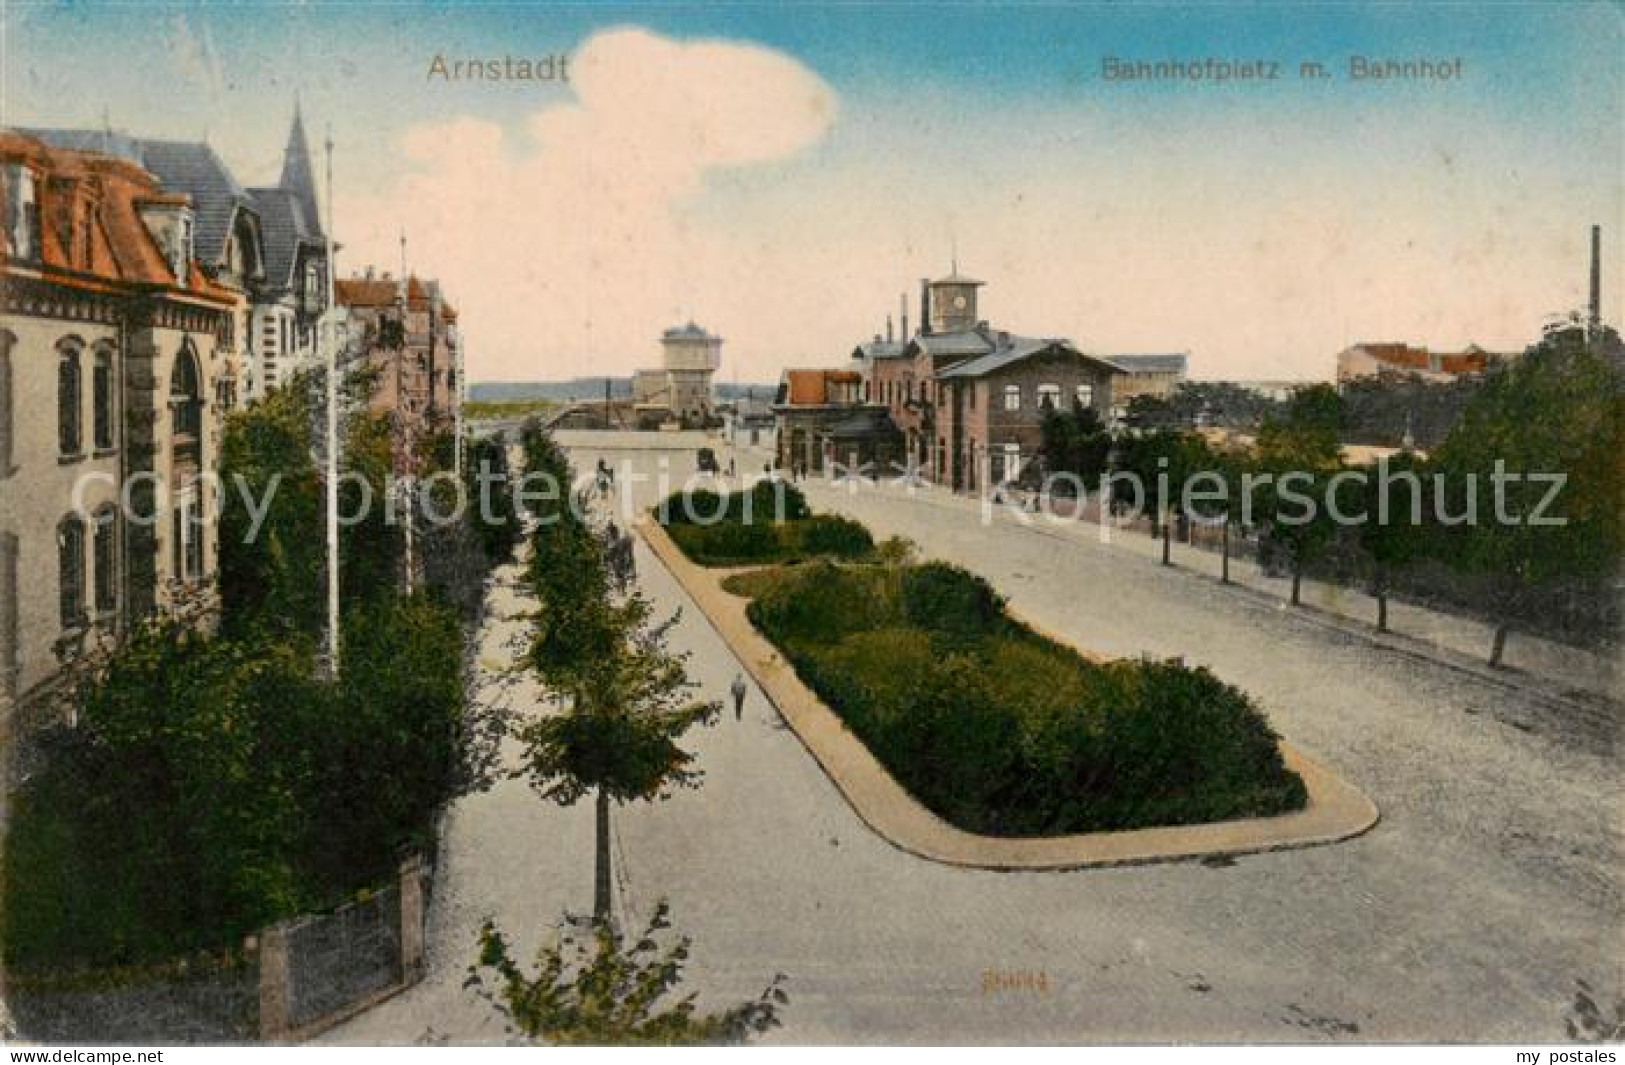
[730, 673, 749, 721]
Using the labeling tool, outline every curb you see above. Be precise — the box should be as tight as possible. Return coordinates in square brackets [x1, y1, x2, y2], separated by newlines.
[637, 517, 1381, 871]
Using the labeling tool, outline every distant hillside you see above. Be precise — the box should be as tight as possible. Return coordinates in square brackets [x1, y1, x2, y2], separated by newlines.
[469, 378, 631, 403]
[470, 379, 778, 404]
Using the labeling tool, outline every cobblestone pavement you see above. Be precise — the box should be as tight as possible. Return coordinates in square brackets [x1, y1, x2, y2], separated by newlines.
[325, 441, 1622, 1044]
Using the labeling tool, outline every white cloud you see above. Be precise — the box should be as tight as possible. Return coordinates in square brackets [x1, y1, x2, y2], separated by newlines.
[339, 27, 837, 382]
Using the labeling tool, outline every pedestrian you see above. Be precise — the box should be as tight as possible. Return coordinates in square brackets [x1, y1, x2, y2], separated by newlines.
[726, 457, 736, 478]
[730, 673, 748, 721]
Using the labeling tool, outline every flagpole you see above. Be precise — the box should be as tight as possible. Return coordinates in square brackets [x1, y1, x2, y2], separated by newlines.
[323, 123, 341, 677]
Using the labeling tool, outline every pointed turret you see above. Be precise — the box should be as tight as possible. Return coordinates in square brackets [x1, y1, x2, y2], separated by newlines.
[279, 100, 323, 239]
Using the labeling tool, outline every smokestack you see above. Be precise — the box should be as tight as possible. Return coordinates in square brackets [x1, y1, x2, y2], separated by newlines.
[919, 278, 932, 337]
[1590, 224, 1602, 330]
[900, 292, 909, 341]
[886, 315, 894, 343]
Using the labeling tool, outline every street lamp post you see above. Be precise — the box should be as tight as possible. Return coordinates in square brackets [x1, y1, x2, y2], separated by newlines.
[322, 125, 341, 677]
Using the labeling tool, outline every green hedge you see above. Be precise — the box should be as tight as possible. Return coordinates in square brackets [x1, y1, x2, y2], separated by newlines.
[655, 481, 809, 526]
[2, 596, 469, 974]
[743, 562, 1305, 836]
[659, 496, 876, 568]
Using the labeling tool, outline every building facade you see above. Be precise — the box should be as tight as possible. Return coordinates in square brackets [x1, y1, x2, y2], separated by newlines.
[772, 368, 901, 474]
[632, 322, 721, 425]
[23, 109, 332, 408]
[1109, 352, 1189, 411]
[335, 270, 461, 468]
[1335, 341, 1504, 384]
[1, 130, 236, 728]
[822, 267, 1121, 491]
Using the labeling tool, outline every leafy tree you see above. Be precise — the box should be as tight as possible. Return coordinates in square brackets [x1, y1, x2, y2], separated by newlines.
[217, 375, 325, 643]
[1353, 451, 1433, 632]
[1256, 383, 1345, 471]
[517, 424, 719, 925]
[1038, 400, 1112, 491]
[1433, 324, 1623, 664]
[470, 901, 785, 1045]
[518, 592, 719, 925]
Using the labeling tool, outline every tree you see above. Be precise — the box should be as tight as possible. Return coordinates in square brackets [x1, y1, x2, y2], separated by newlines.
[1354, 451, 1433, 632]
[1433, 324, 1623, 665]
[517, 425, 718, 925]
[1252, 384, 1346, 605]
[470, 901, 785, 1045]
[1038, 400, 1111, 492]
[518, 593, 719, 924]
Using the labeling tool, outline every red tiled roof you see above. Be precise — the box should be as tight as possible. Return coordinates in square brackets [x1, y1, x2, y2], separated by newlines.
[335, 277, 399, 307]
[2, 131, 230, 305]
[784, 369, 861, 405]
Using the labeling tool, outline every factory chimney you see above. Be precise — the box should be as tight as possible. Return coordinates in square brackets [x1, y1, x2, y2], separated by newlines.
[886, 315, 894, 343]
[900, 292, 909, 341]
[1589, 225, 1601, 335]
[919, 279, 932, 337]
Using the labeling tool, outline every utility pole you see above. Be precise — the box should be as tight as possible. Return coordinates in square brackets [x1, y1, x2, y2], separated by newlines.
[322, 124, 341, 676]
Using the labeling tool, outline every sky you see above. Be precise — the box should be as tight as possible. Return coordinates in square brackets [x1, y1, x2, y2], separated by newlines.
[3, 1, 1621, 384]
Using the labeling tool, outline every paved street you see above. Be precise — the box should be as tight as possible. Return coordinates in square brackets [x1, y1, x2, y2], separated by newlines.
[327, 439, 1622, 1044]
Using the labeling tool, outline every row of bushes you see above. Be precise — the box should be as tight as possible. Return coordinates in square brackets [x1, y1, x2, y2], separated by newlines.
[744, 560, 1306, 836]
[655, 481, 877, 566]
[664, 513, 875, 566]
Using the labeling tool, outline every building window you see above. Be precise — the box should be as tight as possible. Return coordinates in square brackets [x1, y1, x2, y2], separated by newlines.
[93, 506, 117, 615]
[1076, 383, 1095, 409]
[1000, 443, 1022, 483]
[1037, 383, 1061, 410]
[58, 515, 85, 629]
[93, 345, 116, 451]
[1003, 384, 1021, 411]
[171, 493, 202, 584]
[0, 330, 14, 474]
[3, 165, 40, 262]
[58, 340, 83, 457]
[170, 343, 203, 479]
[175, 216, 193, 282]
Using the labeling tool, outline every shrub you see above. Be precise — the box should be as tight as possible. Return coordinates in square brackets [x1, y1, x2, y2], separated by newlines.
[899, 562, 1005, 643]
[747, 562, 896, 648]
[793, 515, 875, 559]
[654, 481, 809, 527]
[743, 558, 1306, 838]
[666, 520, 783, 565]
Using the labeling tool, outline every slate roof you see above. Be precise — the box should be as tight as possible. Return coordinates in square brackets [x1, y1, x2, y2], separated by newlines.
[910, 330, 996, 360]
[1111, 352, 1189, 375]
[828, 408, 902, 439]
[662, 321, 719, 342]
[123, 139, 252, 267]
[246, 185, 313, 291]
[937, 335, 1126, 379]
[852, 338, 907, 362]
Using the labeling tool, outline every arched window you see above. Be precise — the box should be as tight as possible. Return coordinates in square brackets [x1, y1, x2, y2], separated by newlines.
[58, 339, 83, 457]
[1002, 384, 1022, 412]
[93, 505, 118, 615]
[1075, 383, 1095, 410]
[170, 342, 203, 482]
[58, 514, 86, 629]
[93, 344, 116, 451]
[0, 330, 14, 475]
[1037, 383, 1061, 410]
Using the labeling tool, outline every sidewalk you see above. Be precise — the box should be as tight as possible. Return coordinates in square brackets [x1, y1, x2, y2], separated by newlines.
[786, 468, 1619, 709]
